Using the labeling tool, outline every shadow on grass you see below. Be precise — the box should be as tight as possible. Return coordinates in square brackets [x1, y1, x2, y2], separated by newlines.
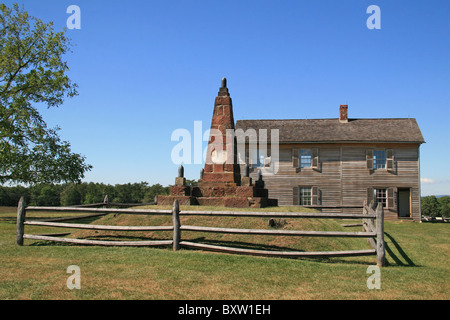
[28, 232, 309, 252]
[51, 235, 303, 252]
[179, 237, 377, 265]
[0, 217, 17, 223]
[28, 234, 172, 249]
[185, 236, 303, 252]
[384, 232, 417, 267]
[0, 215, 106, 225]
[24, 233, 392, 267]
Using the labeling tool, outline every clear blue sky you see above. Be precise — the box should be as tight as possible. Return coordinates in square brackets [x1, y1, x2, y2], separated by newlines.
[4, 0, 450, 195]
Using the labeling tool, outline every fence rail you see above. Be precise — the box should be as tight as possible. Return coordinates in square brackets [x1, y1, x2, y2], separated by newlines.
[16, 197, 385, 266]
[68, 195, 155, 208]
[25, 206, 172, 215]
[180, 225, 376, 238]
[23, 220, 173, 232]
[178, 241, 377, 258]
[22, 234, 172, 247]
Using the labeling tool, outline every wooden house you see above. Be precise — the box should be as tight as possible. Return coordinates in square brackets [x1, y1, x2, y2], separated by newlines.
[235, 105, 425, 221]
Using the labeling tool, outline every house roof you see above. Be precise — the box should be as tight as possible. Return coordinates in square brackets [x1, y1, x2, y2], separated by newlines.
[235, 118, 425, 144]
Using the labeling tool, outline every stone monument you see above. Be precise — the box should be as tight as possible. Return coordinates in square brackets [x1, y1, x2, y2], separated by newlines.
[157, 78, 277, 208]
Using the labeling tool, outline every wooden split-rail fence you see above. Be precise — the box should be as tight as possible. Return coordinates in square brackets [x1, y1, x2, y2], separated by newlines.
[16, 197, 386, 266]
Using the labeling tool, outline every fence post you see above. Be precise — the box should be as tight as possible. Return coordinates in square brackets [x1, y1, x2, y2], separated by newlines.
[362, 200, 368, 232]
[103, 195, 110, 208]
[172, 200, 180, 251]
[16, 196, 26, 246]
[376, 203, 385, 267]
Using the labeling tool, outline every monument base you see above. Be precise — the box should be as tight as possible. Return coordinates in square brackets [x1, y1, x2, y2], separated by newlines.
[157, 182, 277, 208]
[156, 195, 197, 206]
[157, 194, 277, 208]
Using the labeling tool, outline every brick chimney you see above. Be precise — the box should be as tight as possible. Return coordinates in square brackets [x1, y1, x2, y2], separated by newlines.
[339, 105, 348, 123]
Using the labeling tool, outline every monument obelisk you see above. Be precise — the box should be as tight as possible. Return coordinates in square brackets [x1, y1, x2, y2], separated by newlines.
[158, 78, 276, 208]
[199, 77, 241, 186]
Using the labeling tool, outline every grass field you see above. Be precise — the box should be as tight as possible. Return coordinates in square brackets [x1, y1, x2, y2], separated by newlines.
[0, 205, 448, 300]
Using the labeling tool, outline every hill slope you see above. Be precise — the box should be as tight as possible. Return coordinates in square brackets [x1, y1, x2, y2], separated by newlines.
[71, 205, 371, 254]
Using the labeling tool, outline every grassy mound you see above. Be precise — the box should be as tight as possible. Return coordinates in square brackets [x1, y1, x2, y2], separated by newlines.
[70, 205, 371, 253]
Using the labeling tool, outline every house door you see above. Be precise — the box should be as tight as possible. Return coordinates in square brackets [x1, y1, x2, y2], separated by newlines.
[398, 188, 411, 218]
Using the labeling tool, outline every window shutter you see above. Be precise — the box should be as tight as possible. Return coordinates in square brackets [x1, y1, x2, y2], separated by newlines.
[312, 186, 320, 205]
[387, 187, 395, 209]
[367, 187, 374, 207]
[386, 149, 394, 173]
[312, 148, 319, 170]
[366, 149, 374, 171]
[292, 149, 299, 168]
[293, 186, 299, 205]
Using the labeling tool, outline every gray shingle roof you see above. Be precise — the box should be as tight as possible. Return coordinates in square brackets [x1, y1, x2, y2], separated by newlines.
[235, 118, 425, 143]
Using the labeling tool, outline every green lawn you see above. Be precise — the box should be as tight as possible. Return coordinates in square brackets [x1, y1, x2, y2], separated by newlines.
[0, 205, 448, 299]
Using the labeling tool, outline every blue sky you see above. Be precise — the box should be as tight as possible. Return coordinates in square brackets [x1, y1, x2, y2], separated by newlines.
[4, 0, 450, 195]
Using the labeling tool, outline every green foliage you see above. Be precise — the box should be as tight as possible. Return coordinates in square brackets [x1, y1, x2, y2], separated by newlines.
[143, 183, 170, 203]
[0, 185, 29, 206]
[112, 182, 150, 204]
[421, 196, 440, 217]
[60, 183, 81, 206]
[0, 3, 91, 184]
[438, 196, 450, 218]
[420, 195, 450, 217]
[82, 182, 110, 204]
[29, 184, 60, 206]
[0, 182, 171, 206]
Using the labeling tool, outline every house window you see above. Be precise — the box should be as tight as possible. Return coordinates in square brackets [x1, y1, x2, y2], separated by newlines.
[299, 187, 312, 206]
[373, 150, 386, 170]
[299, 149, 312, 168]
[375, 188, 387, 208]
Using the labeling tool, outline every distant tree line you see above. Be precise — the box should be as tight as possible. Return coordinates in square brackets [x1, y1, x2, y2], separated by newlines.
[421, 196, 450, 218]
[0, 182, 179, 207]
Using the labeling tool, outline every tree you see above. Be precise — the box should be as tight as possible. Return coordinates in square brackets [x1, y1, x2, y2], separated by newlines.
[60, 183, 81, 206]
[113, 183, 133, 203]
[438, 196, 450, 218]
[83, 182, 105, 204]
[29, 184, 60, 206]
[111, 182, 151, 203]
[421, 196, 440, 217]
[0, 184, 29, 205]
[0, 3, 92, 184]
